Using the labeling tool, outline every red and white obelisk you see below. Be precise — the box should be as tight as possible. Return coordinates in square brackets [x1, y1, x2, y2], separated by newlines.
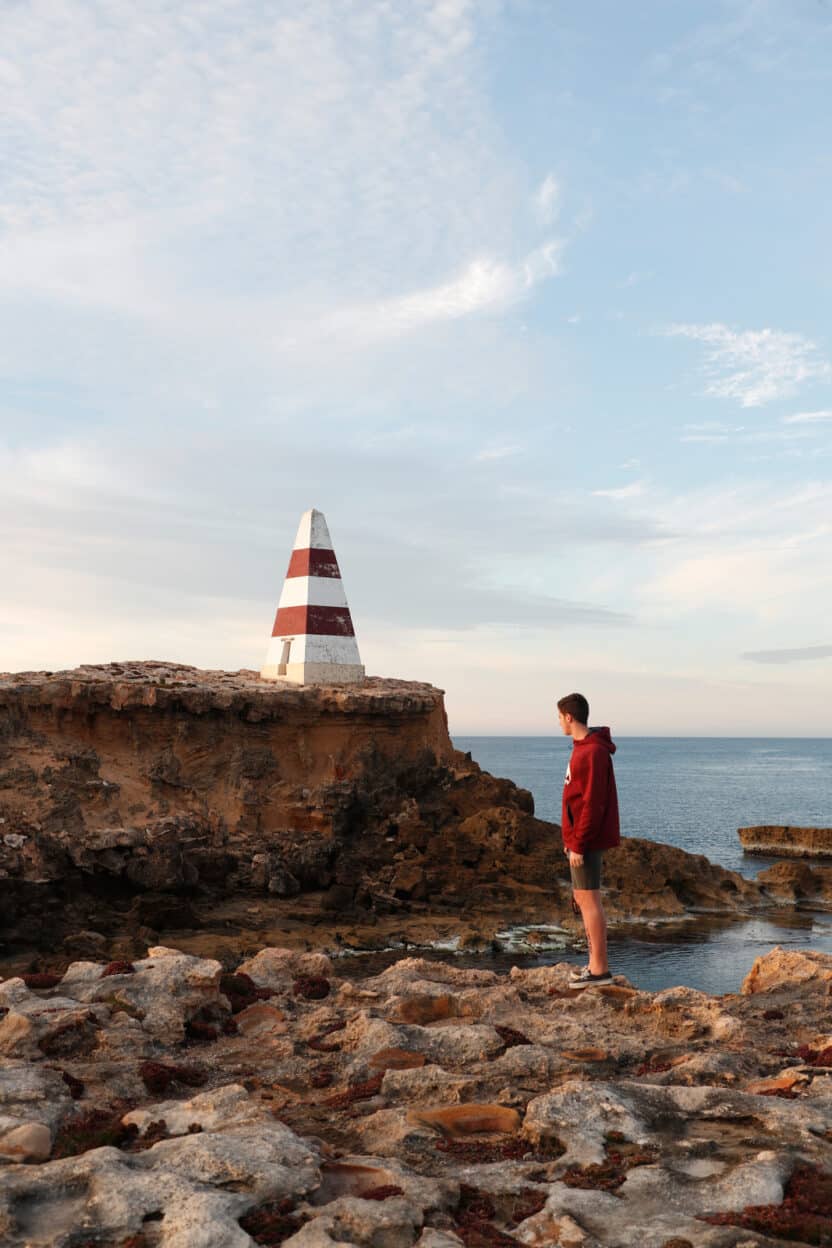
[261, 509, 365, 685]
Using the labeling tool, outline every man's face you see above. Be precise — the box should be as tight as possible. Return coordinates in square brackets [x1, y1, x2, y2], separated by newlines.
[558, 710, 572, 737]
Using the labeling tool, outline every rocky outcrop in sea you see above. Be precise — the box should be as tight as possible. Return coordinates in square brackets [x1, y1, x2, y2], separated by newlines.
[739, 826, 832, 860]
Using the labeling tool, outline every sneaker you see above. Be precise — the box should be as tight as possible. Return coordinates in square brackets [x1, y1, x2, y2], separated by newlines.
[568, 968, 613, 990]
[568, 964, 589, 980]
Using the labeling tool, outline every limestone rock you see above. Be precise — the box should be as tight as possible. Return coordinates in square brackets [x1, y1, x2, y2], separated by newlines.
[756, 858, 832, 902]
[742, 946, 832, 994]
[739, 824, 832, 858]
[381, 1066, 473, 1106]
[238, 946, 333, 989]
[0, 1122, 51, 1163]
[2, 943, 832, 1243]
[123, 1082, 267, 1137]
[67, 947, 225, 1043]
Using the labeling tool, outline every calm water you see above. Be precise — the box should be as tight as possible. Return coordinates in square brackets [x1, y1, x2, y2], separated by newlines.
[447, 736, 832, 993]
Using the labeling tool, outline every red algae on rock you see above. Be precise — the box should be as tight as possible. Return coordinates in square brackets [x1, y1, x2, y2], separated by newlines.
[700, 1164, 832, 1242]
[437, 1137, 531, 1164]
[52, 1104, 139, 1158]
[60, 1069, 85, 1099]
[634, 1057, 673, 1076]
[453, 1184, 524, 1247]
[494, 1025, 531, 1048]
[561, 1146, 659, 1195]
[185, 1016, 220, 1043]
[22, 972, 63, 989]
[323, 1073, 384, 1108]
[138, 1060, 208, 1095]
[436, 1134, 565, 1164]
[797, 1043, 832, 1067]
[292, 975, 331, 1000]
[239, 1197, 303, 1245]
[221, 971, 274, 1013]
[102, 961, 136, 977]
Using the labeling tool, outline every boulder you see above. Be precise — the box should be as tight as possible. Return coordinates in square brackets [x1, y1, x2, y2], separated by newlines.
[742, 947, 832, 995]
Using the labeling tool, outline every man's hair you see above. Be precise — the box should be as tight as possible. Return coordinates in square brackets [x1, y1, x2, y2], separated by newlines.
[557, 692, 589, 724]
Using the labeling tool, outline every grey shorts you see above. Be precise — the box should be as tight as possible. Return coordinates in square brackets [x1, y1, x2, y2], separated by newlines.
[570, 850, 603, 891]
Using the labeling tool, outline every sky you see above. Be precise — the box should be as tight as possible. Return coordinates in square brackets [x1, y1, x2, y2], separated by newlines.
[2, 0, 831, 736]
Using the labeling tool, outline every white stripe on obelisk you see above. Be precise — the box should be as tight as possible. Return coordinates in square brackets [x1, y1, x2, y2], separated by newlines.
[277, 576, 349, 610]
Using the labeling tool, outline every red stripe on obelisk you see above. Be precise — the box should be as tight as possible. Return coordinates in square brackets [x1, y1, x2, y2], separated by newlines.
[286, 548, 341, 579]
[272, 605, 356, 637]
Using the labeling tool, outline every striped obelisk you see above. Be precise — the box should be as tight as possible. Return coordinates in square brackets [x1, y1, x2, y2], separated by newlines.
[261, 509, 365, 685]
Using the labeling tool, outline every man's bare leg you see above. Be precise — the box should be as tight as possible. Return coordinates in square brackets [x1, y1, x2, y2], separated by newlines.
[572, 888, 608, 975]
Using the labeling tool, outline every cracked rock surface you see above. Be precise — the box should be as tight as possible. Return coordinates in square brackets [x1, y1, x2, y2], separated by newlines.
[1, 944, 831, 1245]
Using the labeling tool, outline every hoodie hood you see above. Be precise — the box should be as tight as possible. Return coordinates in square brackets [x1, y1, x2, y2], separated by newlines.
[575, 725, 616, 754]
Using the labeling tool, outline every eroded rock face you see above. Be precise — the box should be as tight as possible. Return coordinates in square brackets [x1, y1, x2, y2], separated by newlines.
[0, 662, 557, 954]
[756, 859, 832, 907]
[1, 944, 832, 1246]
[600, 838, 763, 922]
[739, 824, 832, 858]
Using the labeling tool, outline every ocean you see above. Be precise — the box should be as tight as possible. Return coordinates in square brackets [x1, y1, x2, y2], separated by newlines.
[449, 736, 832, 994]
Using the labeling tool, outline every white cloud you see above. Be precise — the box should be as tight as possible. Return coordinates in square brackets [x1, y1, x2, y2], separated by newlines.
[639, 480, 832, 621]
[783, 409, 832, 425]
[532, 174, 560, 225]
[664, 322, 831, 407]
[475, 443, 523, 462]
[339, 241, 563, 340]
[680, 421, 814, 445]
[0, 2, 535, 318]
[0, 1, 568, 385]
[592, 480, 646, 500]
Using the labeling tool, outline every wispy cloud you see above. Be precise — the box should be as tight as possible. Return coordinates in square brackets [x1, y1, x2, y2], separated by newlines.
[532, 174, 560, 226]
[680, 421, 814, 445]
[343, 242, 564, 340]
[592, 480, 646, 500]
[664, 322, 831, 407]
[783, 409, 832, 425]
[475, 443, 524, 463]
[743, 644, 832, 665]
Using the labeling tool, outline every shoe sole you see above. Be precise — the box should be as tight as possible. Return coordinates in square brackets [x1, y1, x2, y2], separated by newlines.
[568, 975, 613, 990]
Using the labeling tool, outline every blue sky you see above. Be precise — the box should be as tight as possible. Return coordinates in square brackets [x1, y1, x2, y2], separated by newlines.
[2, 0, 831, 734]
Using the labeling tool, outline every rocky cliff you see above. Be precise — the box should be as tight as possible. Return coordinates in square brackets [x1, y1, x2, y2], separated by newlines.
[0, 663, 773, 965]
[0, 663, 558, 958]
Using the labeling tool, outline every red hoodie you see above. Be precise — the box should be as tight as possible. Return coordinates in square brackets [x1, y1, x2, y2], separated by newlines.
[562, 727, 620, 854]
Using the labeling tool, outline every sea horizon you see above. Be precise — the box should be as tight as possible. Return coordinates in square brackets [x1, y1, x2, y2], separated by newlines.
[454, 733, 832, 740]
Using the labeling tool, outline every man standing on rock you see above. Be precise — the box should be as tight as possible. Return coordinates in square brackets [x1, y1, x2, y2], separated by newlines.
[557, 692, 620, 989]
